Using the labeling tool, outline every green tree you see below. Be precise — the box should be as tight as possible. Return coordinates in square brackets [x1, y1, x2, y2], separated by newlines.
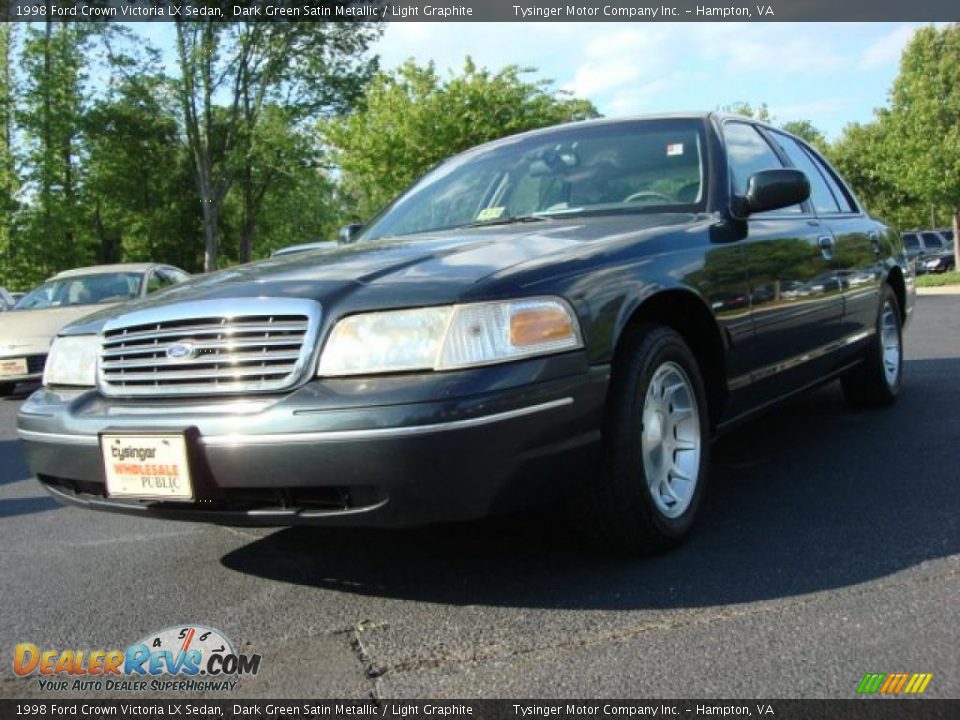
[0, 25, 18, 288]
[826, 24, 960, 240]
[174, 20, 380, 271]
[720, 102, 826, 150]
[720, 101, 773, 123]
[82, 75, 202, 271]
[886, 24, 960, 267]
[17, 21, 91, 285]
[325, 58, 599, 221]
[827, 113, 924, 227]
[780, 119, 827, 150]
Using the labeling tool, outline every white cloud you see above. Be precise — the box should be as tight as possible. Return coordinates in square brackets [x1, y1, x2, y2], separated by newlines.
[372, 22, 579, 75]
[602, 77, 678, 117]
[858, 24, 917, 70]
[692, 23, 847, 76]
[769, 98, 858, 123]
[371, 22, 910, 138]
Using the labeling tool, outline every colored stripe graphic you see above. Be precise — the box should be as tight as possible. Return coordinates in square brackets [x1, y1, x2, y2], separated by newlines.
[858, 672, 932, 694]
[857, 673, 886, 694]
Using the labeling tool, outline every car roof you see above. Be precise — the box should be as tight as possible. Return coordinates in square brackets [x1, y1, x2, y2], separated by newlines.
[50, 263, 163, 279]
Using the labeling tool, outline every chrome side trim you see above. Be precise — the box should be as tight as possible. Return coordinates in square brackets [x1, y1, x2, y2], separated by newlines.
[728, 327, 875, 389]
[202, 397, 574, 446]
[16, 397, 574, 449]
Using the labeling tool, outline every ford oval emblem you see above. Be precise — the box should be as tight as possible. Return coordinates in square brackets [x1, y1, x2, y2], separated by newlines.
[166, 342, 196, 360]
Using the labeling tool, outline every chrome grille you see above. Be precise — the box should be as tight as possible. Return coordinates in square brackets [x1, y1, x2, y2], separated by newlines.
[97, 299, 321, 397]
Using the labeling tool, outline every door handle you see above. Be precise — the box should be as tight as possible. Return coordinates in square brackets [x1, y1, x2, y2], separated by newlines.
[818, 235, 835, 260]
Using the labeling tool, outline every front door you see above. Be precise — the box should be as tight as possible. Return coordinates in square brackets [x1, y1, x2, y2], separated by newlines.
[723, 121, 844, 394]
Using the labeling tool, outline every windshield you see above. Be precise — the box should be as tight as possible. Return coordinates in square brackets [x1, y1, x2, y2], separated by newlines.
[359, 119, 707, 242]
[13, 272, 143, 310]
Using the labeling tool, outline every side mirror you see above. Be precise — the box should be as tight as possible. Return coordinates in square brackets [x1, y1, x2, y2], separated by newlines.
[338, 223, 363, 245]
[737, 169, 810, 217]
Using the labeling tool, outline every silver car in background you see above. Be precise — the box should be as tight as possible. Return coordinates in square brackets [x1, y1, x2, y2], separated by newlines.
[0, 263, 190, 396]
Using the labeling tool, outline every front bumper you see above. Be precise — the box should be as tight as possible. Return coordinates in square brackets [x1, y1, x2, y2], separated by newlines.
[17, 353, 608, 527]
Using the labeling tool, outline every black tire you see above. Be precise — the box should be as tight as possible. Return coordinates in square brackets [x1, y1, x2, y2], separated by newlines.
[841, 284, 903, 407]
[572, 324, 711, 555]
[0, 382, 14, 397]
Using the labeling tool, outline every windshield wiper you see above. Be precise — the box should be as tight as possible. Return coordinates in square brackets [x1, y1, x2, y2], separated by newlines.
[460, 214, 550, 229]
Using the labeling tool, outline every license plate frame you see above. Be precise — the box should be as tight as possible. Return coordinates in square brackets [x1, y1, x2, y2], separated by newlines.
[101, 432, 195, 501]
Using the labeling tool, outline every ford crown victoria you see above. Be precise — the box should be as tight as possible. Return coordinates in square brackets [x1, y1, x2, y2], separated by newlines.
[16, 114, 913, 553]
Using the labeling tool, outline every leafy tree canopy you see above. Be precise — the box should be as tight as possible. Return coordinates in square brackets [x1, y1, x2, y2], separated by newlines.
[325, 58, 599, 220]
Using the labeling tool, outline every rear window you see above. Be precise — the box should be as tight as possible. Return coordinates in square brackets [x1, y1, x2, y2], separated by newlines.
[902, 233, 919, 249]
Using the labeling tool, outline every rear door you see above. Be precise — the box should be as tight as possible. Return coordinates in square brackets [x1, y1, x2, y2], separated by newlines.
[723, 121, 844, 391]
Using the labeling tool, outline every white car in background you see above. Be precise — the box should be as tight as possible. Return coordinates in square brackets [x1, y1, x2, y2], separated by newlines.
[0, 263, 190, 396]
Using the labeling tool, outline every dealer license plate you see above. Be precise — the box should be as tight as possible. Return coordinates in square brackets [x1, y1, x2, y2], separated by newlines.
[0, 357, 27, 377]
[102, 433, 194, 500]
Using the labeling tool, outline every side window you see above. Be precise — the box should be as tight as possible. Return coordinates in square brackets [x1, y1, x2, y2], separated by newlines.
[723, 122, 800, 213]
[146, 269, 184, 294]
[805, 148, 858, 213]
[770, 132, 840, 214]
[902, 233, 920, 250]
[160, 268, 190, 285]
[146, 271, 165, 294]
[920, 232, 944, 251]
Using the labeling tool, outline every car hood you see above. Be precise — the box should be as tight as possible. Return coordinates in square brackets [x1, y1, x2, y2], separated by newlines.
[63, 214, 699, 334]
[0, 304, 118, 352]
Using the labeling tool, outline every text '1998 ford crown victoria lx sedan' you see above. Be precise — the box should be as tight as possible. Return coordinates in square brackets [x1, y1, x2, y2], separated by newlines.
[17, 113, 914, 554]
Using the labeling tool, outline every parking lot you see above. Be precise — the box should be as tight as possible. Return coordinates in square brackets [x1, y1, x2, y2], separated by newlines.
[1, 295, 957, 700]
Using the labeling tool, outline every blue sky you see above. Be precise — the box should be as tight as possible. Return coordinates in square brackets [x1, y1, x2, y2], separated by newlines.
[135, 22, 927, 139]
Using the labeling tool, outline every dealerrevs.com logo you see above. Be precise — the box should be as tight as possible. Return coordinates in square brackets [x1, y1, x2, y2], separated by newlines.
[13, 625, 262, 693]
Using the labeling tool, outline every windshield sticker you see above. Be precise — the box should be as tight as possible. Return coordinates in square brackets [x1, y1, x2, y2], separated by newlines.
[476, 206, 506, 221]
[667, 143, 684, 157]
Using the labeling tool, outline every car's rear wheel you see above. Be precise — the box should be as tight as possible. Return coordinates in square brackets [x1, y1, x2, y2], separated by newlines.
[0, 382, 15, 397]
[573, 324, 710, 555]
[841, 284, 902, 407]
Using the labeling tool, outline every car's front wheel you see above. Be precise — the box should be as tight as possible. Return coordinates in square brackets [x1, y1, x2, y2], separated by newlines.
[574, 325, 710, 555]
[841, 284, 902, 407]
[0, 382, 14, 397]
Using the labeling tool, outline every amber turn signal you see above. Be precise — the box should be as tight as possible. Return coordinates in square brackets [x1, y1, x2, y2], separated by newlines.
[510, 306, 576, 347]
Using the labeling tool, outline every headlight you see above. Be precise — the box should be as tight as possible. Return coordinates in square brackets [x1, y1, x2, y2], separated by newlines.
[318, 297, 582, 377]
[43, 335, 100, 387]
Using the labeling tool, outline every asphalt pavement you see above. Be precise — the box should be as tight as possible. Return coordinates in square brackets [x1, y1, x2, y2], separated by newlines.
[1, 296, 957, 700]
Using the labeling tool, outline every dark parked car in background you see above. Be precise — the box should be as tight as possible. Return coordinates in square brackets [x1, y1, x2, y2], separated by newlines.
[903, 229, 955, 274]
[17, 113, 913, 554]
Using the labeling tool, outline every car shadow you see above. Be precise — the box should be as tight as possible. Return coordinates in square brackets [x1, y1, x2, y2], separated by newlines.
[0, 495, 60, 519]
[216, 356, 955, 609]
[0, 439, 32, 487]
